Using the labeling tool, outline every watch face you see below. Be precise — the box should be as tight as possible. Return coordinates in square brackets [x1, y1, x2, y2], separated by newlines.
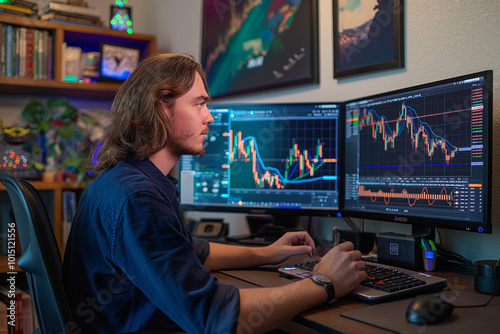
[313, 273, 331, 284]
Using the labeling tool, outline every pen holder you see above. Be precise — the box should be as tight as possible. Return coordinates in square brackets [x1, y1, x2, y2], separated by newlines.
[422, 250, 437, 271]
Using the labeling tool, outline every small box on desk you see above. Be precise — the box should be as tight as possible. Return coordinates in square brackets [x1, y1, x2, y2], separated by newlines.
[377, 233, 424, 270]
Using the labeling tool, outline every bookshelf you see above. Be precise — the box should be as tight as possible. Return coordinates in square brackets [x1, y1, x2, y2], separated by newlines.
[0, 13, 157, 99]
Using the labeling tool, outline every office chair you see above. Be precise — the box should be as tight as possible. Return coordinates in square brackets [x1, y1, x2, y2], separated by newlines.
[0, 175, 181, 334]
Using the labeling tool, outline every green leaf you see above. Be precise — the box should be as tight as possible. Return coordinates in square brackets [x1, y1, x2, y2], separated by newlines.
[59, 105, 78, 120]
[47, 98, 70, 108]
[60, 122, 76, 139]
[79, 113, 96, 125]
[40, 120, 50, 132]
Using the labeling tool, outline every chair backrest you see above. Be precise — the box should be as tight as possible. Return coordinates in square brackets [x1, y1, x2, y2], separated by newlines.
[0, 175, 75, 334]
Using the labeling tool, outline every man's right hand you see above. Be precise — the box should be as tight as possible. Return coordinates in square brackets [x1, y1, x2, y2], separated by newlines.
[313, 241, 367, 298]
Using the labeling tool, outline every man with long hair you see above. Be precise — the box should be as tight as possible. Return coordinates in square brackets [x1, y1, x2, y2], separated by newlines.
[62, 53, 366, 333]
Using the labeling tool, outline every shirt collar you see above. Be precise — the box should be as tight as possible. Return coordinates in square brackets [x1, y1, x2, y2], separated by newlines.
[125, 155, 179, 198]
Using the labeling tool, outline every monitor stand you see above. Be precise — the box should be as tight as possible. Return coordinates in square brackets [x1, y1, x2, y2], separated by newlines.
[411, 224, 435, 240]
[226, 214, 301, 245]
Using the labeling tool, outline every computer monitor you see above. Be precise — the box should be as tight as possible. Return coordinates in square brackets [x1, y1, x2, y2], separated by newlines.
[178, 102, 342, 225]
[343, 71, 493, 234]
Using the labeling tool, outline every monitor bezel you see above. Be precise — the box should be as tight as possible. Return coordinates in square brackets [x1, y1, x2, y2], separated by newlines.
[341, 70, 493, 234]
[178, 101, 345, 218]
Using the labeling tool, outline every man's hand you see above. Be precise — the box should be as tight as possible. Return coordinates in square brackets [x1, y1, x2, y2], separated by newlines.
[263, 231, 316, 265]
[314, 241, 366, 298]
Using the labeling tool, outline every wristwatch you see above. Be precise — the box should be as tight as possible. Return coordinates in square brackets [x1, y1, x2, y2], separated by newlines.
[310, 273, 335, 304]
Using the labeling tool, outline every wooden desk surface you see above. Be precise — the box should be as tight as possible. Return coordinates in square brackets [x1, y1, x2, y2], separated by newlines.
[214, 269, 482, 334]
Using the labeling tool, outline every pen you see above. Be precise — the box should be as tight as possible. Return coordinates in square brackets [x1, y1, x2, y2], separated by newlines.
[333, 226, 339, 247]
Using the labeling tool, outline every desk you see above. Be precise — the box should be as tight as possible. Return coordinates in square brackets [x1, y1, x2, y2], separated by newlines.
[214, 267, 499, 334]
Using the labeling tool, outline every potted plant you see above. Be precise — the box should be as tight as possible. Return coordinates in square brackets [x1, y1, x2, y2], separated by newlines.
[21, 97, 104, 185]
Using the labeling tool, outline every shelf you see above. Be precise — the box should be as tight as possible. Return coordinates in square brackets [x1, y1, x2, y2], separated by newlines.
[0, 13, 157, 98]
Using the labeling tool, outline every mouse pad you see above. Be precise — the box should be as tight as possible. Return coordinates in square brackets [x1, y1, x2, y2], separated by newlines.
[341, 289, 500, 333]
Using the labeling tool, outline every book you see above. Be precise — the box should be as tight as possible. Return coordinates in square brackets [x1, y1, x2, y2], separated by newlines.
[42, 1, 100, 18]
[0, 3, 33, 16]
[64, 45, 81, 82]
[0, 300, 7, 334]
[12, 0, 38, 11]
[62, 190, 77, 243]
[19, 290, 32, 334]
[39, 12, 106, 27]
[0, 23, 5, 77]
[14, 27, 19, 77]
[24, 28, 34, 78]
[5, 24, 13, 77]
[0, 285, 22, 334]
[18, 27, 26, 78]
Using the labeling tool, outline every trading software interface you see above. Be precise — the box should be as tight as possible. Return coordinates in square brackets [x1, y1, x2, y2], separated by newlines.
[344, 74, 489, 228]
[179, 103, 341, 213]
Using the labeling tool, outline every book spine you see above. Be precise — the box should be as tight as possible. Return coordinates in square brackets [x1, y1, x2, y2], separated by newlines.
[40, 12, 103, 25]
[44, 1, 100, 17]
[0, 23, 5, 77]
[5, 25, 12, 77]
[47, 34, 53, 80]
[0, 3, 32, 15]
[25, 28, 34, 78]
[18, 27, 26, 78]
[43, 31, 49, 80]
[33, 29, 38, 79]
[13, 27, 19, 77]
[37, 30, 45, 80]
[0, 300, 7, 334]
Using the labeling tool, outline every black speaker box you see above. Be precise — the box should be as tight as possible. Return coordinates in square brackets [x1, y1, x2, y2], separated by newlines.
[339, 230, 376, 254]
[377, 233, 423, 270]
[474, 260, 500, 295]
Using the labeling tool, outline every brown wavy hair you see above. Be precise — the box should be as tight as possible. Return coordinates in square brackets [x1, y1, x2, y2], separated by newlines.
[91, 53, 207, 173]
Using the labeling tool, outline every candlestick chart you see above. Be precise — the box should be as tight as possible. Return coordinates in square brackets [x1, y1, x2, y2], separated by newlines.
[357, 99, 472, 178]
[349, 89, 477, 209]
[228, 119, 338, 191]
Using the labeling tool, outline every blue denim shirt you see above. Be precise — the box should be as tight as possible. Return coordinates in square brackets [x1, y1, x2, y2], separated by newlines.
[62, 156, 240, 333]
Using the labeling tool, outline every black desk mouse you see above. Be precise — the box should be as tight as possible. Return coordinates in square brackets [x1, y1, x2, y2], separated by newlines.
[406, 295, 454, 325]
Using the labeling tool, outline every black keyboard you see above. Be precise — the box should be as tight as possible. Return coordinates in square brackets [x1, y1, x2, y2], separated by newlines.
[278, 260, 448, 302]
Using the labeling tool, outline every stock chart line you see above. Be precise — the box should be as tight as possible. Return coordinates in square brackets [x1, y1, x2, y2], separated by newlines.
[359, 185, 455, 207]
[228, 130, 337, 189]
[361, 104, 460, 164]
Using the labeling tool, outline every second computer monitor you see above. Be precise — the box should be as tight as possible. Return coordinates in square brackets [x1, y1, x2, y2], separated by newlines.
[343, 71, 492, 233]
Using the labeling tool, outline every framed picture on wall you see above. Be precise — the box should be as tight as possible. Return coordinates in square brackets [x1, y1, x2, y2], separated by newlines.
[201, 0, 319, 98]
[333, 0, 404, 78]
[99, 43, 140, 82]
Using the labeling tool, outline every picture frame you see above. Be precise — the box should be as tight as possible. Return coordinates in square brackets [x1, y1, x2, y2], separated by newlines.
[333, 0, 404, 78]
[201, 0, 319, 98]
[99, 42, 140, 82]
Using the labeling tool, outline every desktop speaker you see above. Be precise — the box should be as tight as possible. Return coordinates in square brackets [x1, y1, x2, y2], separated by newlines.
[377, 233, 423, 270]
[474, 260, 500, 295]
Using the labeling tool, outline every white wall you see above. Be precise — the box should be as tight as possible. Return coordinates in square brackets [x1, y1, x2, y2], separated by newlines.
[2, 0, 499, 262]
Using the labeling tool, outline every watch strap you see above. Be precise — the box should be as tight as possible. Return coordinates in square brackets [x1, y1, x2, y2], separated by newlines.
[310, 273, 335, 304]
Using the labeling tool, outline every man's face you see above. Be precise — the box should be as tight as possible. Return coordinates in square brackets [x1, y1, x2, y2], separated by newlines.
[165, 73, 214, 157]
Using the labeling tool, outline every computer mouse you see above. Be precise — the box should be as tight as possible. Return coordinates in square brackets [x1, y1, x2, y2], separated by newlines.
[406, 295, 454, 325]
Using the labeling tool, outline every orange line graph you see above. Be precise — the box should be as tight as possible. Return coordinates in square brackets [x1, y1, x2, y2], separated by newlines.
[359, 185, 455, 207]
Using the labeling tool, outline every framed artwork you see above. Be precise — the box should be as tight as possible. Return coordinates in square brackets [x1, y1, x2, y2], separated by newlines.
[99, 43, 140, 82]
[333, 0, 404, 78]
[201, 0, 319, 98]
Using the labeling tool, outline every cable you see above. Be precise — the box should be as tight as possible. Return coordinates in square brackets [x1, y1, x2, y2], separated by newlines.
[454, 257, 500, 308]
